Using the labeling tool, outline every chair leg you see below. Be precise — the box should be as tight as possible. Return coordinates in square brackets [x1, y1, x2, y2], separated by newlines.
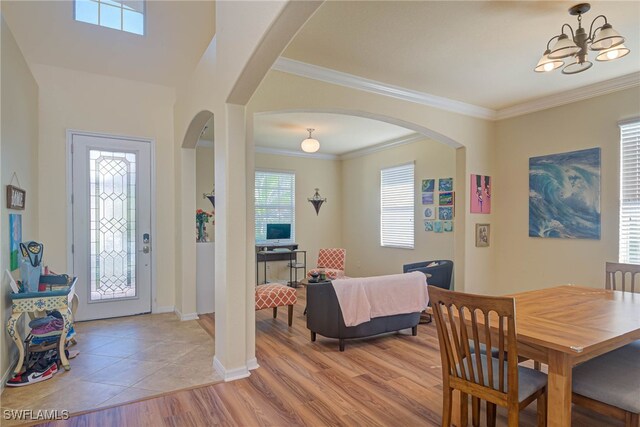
[287, 305, 293, 326]
[272, 307, 277, 318]
[459, 392, 468, 427]
[412, 325, 418, 336]
[626, 412, 640, 427]
[486, 402, 497, 427]
[537, 388, 547, 427]
[507, 403, 519, 427]
[442, 386, 452, 427]
[471, 397, 480, 427]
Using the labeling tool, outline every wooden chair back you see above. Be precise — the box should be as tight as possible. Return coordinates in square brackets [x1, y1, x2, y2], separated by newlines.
[605, 262, 640, 293]
[429, 286, 520, 407]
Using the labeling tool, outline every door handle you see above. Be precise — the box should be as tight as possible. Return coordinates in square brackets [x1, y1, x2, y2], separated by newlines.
[139, 246, 150, 254]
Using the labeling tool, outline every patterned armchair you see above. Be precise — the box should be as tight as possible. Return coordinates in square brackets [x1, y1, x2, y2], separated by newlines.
[307, 248, 346, 280]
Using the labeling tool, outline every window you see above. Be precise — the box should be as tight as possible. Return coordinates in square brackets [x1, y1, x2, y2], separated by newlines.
[75, 0, 145, 35]
[255, 171, 295, 243]
[380, 162, 415, 249]
[619, 119, 640, 263]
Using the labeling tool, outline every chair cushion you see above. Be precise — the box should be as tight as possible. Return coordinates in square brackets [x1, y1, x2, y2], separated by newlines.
[255, 284, 297, 311]
[468, 341, 501, 358]
[307, 268, 345, 280]
[459, 354, 547, 402]
[572, 340, 640, 413]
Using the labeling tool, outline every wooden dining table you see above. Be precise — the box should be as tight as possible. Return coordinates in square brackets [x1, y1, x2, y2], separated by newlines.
[452, 284, 640, 427]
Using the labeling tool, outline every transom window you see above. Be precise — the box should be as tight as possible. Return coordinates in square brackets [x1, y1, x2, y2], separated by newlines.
[619, 119, 640, 264]
[380, 162, 415, 249]
[255, 170, 295, 243]
[75, 0, 145, 35]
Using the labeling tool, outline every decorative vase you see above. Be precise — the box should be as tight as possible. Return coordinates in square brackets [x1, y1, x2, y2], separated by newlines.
[197, 221, 205, 242]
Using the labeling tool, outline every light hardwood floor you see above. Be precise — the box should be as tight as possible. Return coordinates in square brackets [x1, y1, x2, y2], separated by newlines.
[39, 287, 621, 427]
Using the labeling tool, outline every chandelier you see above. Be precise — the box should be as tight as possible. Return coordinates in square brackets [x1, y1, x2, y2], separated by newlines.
[535, 3, 629, 74]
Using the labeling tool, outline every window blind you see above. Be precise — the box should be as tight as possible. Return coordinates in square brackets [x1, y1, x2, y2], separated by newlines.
[380, 163, 415, 249]
[619, 120, 640, 264]
[255, 170, 295, 243]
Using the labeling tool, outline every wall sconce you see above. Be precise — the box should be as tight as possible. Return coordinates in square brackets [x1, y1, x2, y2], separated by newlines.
[203, 187, 215, 208]
[308, 188, 327, 215]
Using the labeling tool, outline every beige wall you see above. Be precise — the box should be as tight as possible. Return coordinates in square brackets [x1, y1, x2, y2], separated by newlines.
[30, 64, 177, 311]
[494, 88, 640, 294]
[342, 139, 456, 278]
[254, 153, 343, 282]
[196, 146, 215, 213]
[1, 14, 39, 381]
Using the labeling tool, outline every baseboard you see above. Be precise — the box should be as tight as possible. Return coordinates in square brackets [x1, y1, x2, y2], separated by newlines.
[247, 357, 260, 370]
[174, 309, 199, 321]
[213, 356, 251, 382]
[1, 355, 19, 394]
[154, 305, 175, 314]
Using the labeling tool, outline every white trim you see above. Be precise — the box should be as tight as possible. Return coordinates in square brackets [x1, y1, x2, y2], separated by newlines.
[340, 133, 424, 160]
[255, 146, 338, 160]
[247, 357, 260, 370]
[65, 129, 157, 317]
[496, 72, 640, 120]
[272, 58, 496, 121]
[1, 357, 19, 394]
[213, 356, 251, 382]
[154, 305, 175, 314]
[272, 58, 640, 122]
[174, 309, 199, 321]
[618, 116, 640, 127]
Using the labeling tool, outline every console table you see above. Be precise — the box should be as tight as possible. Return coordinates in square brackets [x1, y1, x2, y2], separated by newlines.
[7, 276, 78, 374]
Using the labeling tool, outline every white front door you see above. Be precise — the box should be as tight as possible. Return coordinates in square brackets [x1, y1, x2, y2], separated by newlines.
[71, 132, 152, 321]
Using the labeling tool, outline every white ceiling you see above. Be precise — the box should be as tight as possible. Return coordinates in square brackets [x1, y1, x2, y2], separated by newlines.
[254, 112, 415, 155]
[283, 1, 640, 110]
[1, 0, 215, 87]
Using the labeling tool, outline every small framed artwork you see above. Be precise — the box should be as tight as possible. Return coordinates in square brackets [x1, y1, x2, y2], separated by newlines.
[434, 221, 443, 233]
[421, 179, 435, 193]
[443, 221, 453, 232]
[471, 174, 491, 214]
[439, 206, 453, 220]
[424, 220, 434, 232]
[476, 223, 490, 247]
[422, 192, 434, 205]
[6, 185, 26, 210]
[439, 191, 454, 206]
[9, 214, 22, 270]
[423, 207, 435, 219]
[439, 178, 453, 192]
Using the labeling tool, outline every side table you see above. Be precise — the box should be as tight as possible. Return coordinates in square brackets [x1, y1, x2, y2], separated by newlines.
[7, 277, 78, 374]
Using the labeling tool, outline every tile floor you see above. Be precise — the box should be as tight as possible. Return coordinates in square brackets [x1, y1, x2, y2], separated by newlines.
[0, 313, 221, 424]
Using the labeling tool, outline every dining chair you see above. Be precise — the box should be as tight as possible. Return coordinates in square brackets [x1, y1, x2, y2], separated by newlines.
[571, 262, 640, 426]
[605, 261, 640, 293]
[429, 286, 547, 427]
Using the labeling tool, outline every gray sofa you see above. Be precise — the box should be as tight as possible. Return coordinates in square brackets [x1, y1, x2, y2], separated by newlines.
[306, 280, 420, 351]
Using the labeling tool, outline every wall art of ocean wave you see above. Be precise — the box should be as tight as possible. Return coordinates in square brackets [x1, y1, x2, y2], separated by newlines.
[529, 147, 601, 239]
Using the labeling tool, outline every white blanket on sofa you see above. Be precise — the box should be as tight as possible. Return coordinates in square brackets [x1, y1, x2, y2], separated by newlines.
[331, 272, 429, 327]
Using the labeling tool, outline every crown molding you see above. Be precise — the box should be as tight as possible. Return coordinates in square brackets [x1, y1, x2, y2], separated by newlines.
[272, 57, 497, 121]
[496, 72, 640, 120]
[273, 58, 640, 122]
[255, 146, 338, 160]
[340, 133, 424, 160]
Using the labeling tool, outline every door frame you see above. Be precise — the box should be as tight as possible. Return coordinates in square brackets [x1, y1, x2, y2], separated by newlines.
[65, 129, 158, 314]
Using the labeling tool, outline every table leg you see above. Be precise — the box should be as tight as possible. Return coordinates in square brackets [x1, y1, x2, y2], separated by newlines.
[547, 350, 572, 427]
[7, 312, 25, 374]
[58, 306, 73, 371]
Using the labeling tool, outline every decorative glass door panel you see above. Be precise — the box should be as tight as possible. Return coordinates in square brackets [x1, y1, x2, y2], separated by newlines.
[89, 150, 137, 301]
[72, 133, 152, 321]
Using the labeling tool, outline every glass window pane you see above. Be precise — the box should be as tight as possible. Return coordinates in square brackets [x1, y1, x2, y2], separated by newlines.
[75, 0, 99, 25]
[99, 3, 122, 30]
[123, 10, 144, 35]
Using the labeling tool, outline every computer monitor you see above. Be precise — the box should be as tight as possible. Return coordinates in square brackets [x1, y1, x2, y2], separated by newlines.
[266, 223, 291, 241]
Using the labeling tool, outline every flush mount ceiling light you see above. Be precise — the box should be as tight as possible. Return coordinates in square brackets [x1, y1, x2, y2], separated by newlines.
[301, 128, 320, 153]
[535, 3, 630, 75]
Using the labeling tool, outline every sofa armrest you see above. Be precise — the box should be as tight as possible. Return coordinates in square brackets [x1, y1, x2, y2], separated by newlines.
[306, 282, 343, 338]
